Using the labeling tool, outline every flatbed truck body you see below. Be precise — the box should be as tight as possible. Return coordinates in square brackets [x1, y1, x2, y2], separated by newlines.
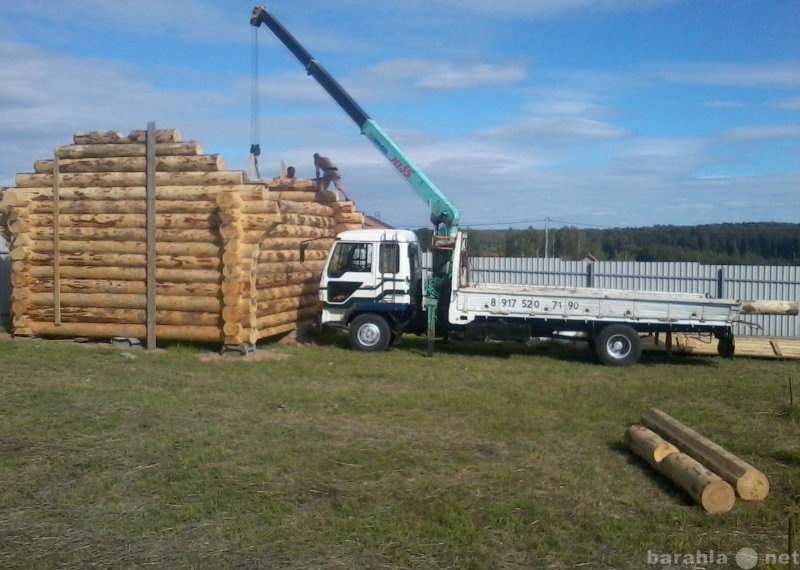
[319, 230, 740, 365]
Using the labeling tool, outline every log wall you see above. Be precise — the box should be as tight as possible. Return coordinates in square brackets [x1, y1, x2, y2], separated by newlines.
[0, 129, 365, 346]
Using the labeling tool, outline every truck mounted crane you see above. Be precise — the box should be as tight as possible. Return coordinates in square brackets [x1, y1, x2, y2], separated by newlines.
[251, 5, 459, 354]
[250, 6, 795, 365]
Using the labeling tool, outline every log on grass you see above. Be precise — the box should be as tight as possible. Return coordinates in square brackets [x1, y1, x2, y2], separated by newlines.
[641, 408, 769, 501]
[624, 424, 679, 468]
[738, 300, 799, 316]
[656, 452, 736, 514]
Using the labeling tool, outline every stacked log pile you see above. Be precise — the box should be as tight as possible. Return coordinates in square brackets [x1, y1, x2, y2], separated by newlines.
[0, 129, 364, 347]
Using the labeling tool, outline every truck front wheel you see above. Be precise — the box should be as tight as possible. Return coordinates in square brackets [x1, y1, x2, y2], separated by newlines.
[349, 314, 391, 352]
[594, 325, 642, 366]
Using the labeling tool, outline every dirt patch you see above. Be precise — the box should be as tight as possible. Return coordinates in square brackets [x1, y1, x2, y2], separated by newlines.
[197, 350, 291, 363]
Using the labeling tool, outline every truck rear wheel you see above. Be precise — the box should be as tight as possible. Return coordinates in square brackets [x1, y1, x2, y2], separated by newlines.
[349, 314, 391, 352]
[594, 325, 642, 366]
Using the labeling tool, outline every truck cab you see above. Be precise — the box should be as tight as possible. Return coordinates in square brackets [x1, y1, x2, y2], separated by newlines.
[318, 229, 425, 349]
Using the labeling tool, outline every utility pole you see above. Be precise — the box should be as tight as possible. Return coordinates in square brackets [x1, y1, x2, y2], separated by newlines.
[544, 217, 550, 259]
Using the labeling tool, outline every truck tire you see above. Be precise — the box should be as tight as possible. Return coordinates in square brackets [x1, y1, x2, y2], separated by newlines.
[717, 338, 735, 358]
[594, 325, 642, 366]
[349, 314, 391, 352]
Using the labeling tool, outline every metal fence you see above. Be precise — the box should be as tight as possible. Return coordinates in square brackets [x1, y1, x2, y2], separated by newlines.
[423, 253, 800, 338]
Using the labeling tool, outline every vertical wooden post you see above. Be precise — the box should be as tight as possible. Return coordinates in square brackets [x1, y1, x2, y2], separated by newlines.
[52, 154, 61, 326]
[145, 122, 157, 349]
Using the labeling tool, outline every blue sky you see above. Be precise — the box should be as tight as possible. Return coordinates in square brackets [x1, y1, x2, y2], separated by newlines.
[0, 0, 798, 232]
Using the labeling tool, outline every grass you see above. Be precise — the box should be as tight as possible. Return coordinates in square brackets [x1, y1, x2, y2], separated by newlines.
[0, 334, 798, 569]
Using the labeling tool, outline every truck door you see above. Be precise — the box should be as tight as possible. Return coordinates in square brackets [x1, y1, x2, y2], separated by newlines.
[325, 241, 378, 304]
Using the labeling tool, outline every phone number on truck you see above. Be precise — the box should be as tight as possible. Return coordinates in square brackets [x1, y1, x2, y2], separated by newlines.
[487, 297, 581, 311]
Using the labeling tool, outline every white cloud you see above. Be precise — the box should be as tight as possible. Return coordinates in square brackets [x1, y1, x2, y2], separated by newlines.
[362, 58, 527, 91]
[769, 97, 800, 110]
[479, 117, 628, 142]
[722, 125, 800, 141]
[655, 61, 800, 89]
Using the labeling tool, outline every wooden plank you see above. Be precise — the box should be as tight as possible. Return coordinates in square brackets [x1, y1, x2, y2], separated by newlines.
[146, 122, 157, 349]
[52, 155, 61, 326]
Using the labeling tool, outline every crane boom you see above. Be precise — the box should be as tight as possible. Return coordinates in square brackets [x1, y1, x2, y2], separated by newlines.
[250, 6, 460, 236]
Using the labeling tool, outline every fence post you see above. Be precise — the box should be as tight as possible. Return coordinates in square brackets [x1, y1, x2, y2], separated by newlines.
[717, 267, 725, 299]
[587, 262, 594, 288]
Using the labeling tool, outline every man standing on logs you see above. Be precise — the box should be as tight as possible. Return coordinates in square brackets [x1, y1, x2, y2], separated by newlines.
[314, 153, 350, 201]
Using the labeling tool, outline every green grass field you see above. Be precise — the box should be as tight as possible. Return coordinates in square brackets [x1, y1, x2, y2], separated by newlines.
[0, 334, 797, 569]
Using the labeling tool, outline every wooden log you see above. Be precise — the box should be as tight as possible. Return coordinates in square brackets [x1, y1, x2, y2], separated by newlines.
[624, 424, 680, 468]
[30, 278, 220, 298]
[256, 294, 318, 317]
[30, 239, 220, 257]
[128, 128, 181, 143]
[254, 322, 301, 342]
[13, 184, 265, 202]
[266, 225, 334, 239]
[29, 265, 220, 284]
[216, 191, 243, 209]
[278, 201, 335, 217]
[256, 284, 318, 302]
[27, 291, 221, 312]
[738, 300, 799, 316]
[54, 142, 202, 159]
[73, 131, 127, 145]
[33, 226, 222, 243]
[28, 251, 221, 270]
[29, 198, 221, 215]
[34, 155, 225, 174]
[27, 306, 220, 327]
[258, 249, 328, 264]
[29, 322, 223, 342]
[15, 171, 244, 188]
[255, 306, 317, 329]
[281, 213, 336, 229]
[641, 408, 769, 501]
[656, 452, 736, 514]
[257, 237, 333, 251]
[240, 200, 279, 214]
[335, 212, 365, 225]
[254, 272, 317, 289]
[255, 260, 326, 276]
[264, 179, 318, 192]
[26, 213, 218, 230]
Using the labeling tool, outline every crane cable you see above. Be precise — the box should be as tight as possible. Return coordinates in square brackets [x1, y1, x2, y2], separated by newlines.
[250, 25, 261, 180]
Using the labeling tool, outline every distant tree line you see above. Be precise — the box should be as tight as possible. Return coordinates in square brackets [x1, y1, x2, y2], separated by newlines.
[414, 223, 800, 265]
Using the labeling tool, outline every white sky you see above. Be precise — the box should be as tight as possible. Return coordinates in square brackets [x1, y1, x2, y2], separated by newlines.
[0, 0, 798, 231]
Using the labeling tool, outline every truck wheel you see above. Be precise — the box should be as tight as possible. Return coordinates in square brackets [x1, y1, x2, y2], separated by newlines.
[349, 314, 391, 352]
[594, 325, 642, 366]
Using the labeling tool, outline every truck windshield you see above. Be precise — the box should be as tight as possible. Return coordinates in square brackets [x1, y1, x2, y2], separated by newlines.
[327, 242, 373, 277]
